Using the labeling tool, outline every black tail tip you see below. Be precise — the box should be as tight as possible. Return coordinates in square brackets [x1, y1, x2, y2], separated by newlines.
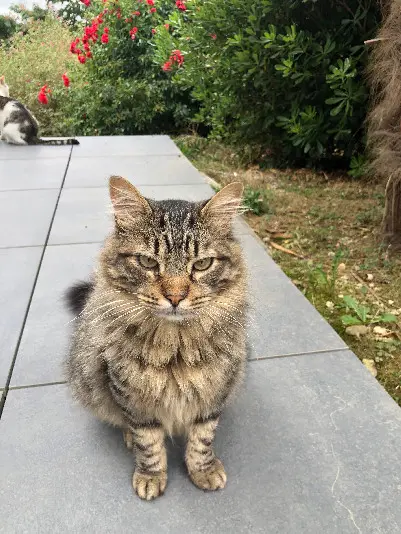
[65, 281, 94, 315]
[71, 139, 80, 145]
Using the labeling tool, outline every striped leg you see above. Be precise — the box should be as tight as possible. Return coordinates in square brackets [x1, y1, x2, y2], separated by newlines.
[129, 424, 167, 500]
[185, 417, 227, 491]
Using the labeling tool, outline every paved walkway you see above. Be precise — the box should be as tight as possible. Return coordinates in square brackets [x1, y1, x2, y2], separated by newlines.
[0, 136, 400, 533]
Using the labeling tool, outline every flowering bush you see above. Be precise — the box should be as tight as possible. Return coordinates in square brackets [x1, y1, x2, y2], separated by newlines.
[155, 0, 381, 168]
[60, 0, 197, 136]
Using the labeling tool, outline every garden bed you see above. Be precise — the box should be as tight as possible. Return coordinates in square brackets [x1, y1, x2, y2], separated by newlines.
[177, 135, 401, 405]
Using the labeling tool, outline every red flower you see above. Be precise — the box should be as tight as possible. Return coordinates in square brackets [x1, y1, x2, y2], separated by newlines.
[38, 85, 50, 105]
[176, 0, 186, 11]
[133, 10, 140, 15]
[62, 73, 70, 87]
[104, 27, 109, 33]
[81, 0, 90, 6]
[150, 7, 156, 12]
[86, 51, 93, 58]
[151, 28, 156, 34]
[171, 49, 184, 66]
[162, 49, 184, 71]
[38, 92, 48, 105]
[146, 0, 154, 5]
[101, 33, 109, 43]
[164, 23, 169, 29]
[129, 26, 138, 39]
[78, 55, 86, 63]
[70, 38, 81, 54]
[210, 33, 217, 40]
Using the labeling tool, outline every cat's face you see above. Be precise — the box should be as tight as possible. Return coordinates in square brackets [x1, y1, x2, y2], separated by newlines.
[101, 177, 245, 322]
[0, 76, 9, 97]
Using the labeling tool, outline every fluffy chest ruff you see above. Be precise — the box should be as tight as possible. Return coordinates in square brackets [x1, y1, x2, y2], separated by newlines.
[108, 318, 245, 433]
[72, 311, 246, 435]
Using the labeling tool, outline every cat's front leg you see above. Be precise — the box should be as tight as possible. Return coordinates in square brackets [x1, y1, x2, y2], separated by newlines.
[185, 415, 227, 491]
[128, 423, 167, 500]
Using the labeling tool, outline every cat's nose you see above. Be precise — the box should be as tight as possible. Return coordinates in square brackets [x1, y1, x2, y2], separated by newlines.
[165, 292, 187, 308]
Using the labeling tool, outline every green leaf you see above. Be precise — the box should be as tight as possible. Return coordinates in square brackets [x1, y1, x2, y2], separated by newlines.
[341, 314, 362, 326]
[343, 295, 359, 311]
[330, 100, 345, 116]
[378, 313, 398, 323]
[325, 97, 344, 105]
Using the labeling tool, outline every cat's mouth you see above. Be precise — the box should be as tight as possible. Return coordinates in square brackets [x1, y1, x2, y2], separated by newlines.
[156, 307, 196, 322]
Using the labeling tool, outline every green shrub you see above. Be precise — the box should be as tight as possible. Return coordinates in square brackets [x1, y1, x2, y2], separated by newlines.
[0, 14, 18, 40]
[59, 0, 197, 136]
[156, 0, 381, 169]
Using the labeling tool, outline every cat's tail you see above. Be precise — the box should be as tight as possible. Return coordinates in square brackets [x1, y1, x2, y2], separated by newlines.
[65, 281, 94, 315]
[30, 137, 79, 146]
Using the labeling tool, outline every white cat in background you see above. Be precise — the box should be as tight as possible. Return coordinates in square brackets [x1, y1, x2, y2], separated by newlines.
[0, 75, 78, 146]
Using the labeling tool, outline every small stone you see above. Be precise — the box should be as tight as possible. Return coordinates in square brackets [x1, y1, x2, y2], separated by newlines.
[373, 326, 390, 336]
[345, 325, 369, 339]
[367, 273, 373, 281]
[363, 358, 377, 378]
[337, 263, 346, 274]
[388, 300, 394, 305]
[326, 301, 335, 310]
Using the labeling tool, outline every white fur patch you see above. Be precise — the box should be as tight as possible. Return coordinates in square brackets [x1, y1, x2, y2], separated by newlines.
[0, 102, 27, 145]
[2, 122, 27, 145]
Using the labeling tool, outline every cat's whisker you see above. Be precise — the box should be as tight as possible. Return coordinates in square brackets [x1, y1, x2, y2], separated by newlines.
[104, 305, 146, 330]
[202, 310, 232, 353]
[66, 291, 123, 324]
[111, 310, 149, 340]
[90, 301, 141, 325]
[211, 305, 246, 330]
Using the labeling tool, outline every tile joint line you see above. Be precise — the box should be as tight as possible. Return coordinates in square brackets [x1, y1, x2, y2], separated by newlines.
[249, 347, 349, 362]
[8, 381, 67, 391]
[0, 146, 74, 418]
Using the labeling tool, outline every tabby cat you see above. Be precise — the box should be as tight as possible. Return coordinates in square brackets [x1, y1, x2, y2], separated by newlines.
[65, 177, 247, 500]
[0, 76, 78, 145]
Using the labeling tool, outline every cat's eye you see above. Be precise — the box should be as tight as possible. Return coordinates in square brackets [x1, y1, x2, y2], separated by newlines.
[138, 255, 158, 269]
[192, 258, 213, 271]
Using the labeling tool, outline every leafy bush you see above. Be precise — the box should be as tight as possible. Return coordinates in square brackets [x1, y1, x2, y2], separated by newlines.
[59, 0, 197, 136]
[0, 14, 18, 40]
[156, 0, 381, 168]
[0, 14, 74, 135]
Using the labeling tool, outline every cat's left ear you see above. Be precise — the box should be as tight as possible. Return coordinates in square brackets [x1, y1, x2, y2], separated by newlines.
[109, 176, 151, 230]
[201, 182, 244, 232]
[0, 76, 5, 85]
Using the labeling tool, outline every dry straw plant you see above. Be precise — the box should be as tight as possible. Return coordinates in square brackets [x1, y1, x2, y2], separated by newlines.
[368, 0, 401, 249]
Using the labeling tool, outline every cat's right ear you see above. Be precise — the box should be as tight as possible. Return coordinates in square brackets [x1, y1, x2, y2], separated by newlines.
[201, 182, 244, 232]
[109, 176, 151, 230]
[0, 76, 5, 85]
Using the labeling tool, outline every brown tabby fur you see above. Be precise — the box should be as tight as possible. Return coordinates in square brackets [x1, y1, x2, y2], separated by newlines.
[65, 177, 247, 500]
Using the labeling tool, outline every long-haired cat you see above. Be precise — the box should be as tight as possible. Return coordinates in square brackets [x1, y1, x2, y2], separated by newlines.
[65, 177, 247, 500]
[0, 76, 78, 145]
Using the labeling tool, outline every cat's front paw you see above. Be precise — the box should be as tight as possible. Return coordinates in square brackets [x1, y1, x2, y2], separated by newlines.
[188, 458, 227, 491]
[132, 470, 167, 500]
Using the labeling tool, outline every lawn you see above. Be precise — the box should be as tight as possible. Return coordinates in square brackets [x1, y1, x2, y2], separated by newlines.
[176, 135, 401, 406]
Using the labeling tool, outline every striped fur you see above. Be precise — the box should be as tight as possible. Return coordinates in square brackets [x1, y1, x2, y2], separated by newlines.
[65, 177, 247, 500]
